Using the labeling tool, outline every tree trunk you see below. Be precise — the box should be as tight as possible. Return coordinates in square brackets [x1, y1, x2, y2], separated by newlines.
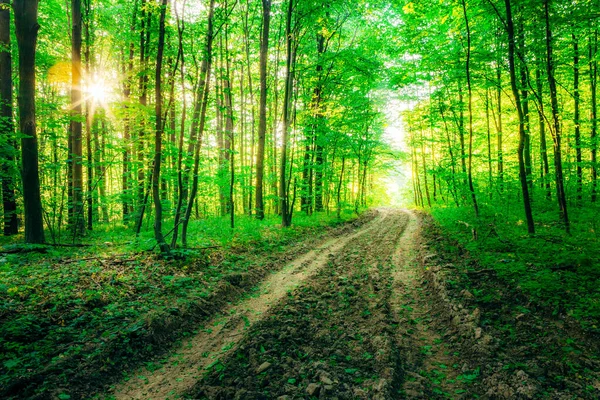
[70, 0, 85, 237]
[255, 0, 270, 220]
[280, 0, 295, 227]
[591, 30, 598, 202]
[152, 0, 169, 254]
[0, 0, 18, 235]
[462, 0, 479, 217]
[544, 0, 570, 233]
[13, 0, 45, 243]
[181, 0, 216, 247]
[505, 0, 534, 233]
[536, 65, 552, 199]
[573, 33, 582, 202]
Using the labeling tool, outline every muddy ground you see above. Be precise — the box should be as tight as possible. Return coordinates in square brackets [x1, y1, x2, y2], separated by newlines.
[102, 209, 600, 400]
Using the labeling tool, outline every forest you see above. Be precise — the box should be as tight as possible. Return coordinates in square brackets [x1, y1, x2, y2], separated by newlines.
[1, 0, 600, 399]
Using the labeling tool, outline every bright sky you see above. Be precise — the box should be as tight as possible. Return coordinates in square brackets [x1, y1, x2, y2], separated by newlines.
[382, 93, 415, 206]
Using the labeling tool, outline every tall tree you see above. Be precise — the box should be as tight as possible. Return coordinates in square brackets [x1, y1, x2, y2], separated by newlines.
[544, 0, 570, 233]
[0, 0, 18, 235]
[152, 0, 169, 254]
[504, 0, 535, 233]
[13, 0, 45, 244]
[255, 0, 271, 220]
[461, 0, 479, 218]
[70, 0, 85, 236]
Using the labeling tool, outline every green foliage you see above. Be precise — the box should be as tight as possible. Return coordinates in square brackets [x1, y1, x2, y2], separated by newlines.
[0, 211, 356, 398]
[432, 204, 600, 332]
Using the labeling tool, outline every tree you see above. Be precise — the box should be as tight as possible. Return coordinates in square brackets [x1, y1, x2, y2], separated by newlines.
[255, 0, 271, 220]
[0, 0, 18, 235]
[70, 0, 85, 236]
[13, 0, 45, 244]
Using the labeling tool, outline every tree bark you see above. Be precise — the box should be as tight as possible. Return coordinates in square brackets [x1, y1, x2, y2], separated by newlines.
[461, 0, 479, 217]
[544, 0, 570, 233]
[591, 30, 598, 202]
[13, 0, 45, 243]
[70, 0, 85, 236]
[280, 0, 295, 227]
[255, 0, 271, 220]
[505, 0, 534, 233]
[0, 0, 18, 235]
[152, 0, 169, 254]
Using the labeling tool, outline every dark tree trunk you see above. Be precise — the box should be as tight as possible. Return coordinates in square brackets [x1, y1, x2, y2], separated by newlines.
[0, 0, 18, 235]
[70, 0, 85, 236]
[591, 30, 598, 202]
[181, 0, 216, 247]
[280, 0, 295, 227]
[505, 0, 535, 233]
[13, 0, 45, 243]
[152, 0, 169, 254]
[462, 0, 479, 217]
[573, 33, 582, 202]
[544, 0, 570, 233]
[536, 65, 552, 199]
[255, 0, 271, 220]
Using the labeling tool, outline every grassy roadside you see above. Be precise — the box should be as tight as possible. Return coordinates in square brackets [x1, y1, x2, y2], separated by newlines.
[430, 205, 600, 333]
[422, 205, 600, 398]
[0, 211, 362, 400]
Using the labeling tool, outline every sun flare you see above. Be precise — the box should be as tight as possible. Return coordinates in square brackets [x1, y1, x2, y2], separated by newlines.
[87, 80, 109, 104]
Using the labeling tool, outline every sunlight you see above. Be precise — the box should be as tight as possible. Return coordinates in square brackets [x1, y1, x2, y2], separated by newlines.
[87, 80, 108, 104]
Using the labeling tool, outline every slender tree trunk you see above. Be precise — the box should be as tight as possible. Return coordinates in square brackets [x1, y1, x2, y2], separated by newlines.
[591, 30, 598, 202]
[181, 0, 216, 247]
[0, 0, 18, 235]
[223, 18, 235, 228]
[573, 33, 582, 202]
[536, 65, 552, 199]
[505, 0, 534, 233]
[280, 0, 295, 227]
[496, 37, 504, 191]
[84, 0, 93, 230]
[255, 0, 270, 220]
[70, 0, 84, 237]
[122, 2, 137, 221]
[14, 0, 45, 243]
[152, 0, 169, 254]
[461, 0, 479, 217]
[544, 0, 570, 233]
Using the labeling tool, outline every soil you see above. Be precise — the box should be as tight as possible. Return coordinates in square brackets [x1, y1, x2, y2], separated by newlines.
[101, 209, 600, 400]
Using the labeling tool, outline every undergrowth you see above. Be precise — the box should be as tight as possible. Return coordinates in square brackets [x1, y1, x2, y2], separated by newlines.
[0, 211, 357, 399]
[431, 202, 600, 333]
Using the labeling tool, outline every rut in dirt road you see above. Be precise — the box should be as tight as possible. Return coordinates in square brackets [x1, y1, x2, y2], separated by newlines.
[105, 211, 384, 400]
[191, 209, 446, 400]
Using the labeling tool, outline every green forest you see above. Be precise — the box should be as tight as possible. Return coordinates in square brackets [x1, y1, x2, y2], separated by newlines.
[1, 0, 600, 399]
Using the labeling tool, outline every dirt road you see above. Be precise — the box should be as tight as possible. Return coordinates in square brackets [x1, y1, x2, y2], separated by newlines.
[104, 209, 465, 399]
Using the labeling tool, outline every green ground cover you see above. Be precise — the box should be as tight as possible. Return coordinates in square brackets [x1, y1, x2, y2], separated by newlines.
[0, 211, 357, 399]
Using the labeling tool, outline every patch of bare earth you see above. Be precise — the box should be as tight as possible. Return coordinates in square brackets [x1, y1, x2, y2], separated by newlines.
[390, 211, 468, 399]
[104, 211, 383, 400]
[187, 209, 462, 400]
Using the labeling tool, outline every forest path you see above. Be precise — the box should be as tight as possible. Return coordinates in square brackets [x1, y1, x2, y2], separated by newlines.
[106, 209, 463, 399]
[107, 211, 386, 400]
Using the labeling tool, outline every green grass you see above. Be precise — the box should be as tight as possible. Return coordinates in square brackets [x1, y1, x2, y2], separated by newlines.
[431, 202, 600, 332]
[0, 210, 358, 399]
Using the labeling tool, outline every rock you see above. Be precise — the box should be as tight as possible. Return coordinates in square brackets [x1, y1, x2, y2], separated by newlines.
[306, 383, 320, 396]
[277, 396, 291, 400]
[475, 327, 482, 339]
[461, 289, 474, 299]
[472, 307, 481, 322]
[256, 362, 271, 374]
[320, 375, 333, 385]
[452, 315, 462, 326]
